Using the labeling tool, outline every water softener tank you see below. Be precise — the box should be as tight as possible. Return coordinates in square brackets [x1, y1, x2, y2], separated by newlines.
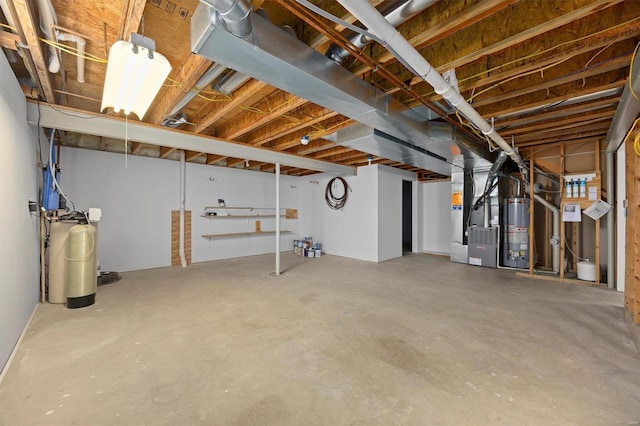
[502, 198, 530, 269]
[67, 224, 97, 308]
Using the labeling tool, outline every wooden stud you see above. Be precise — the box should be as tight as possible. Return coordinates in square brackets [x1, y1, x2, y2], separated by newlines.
[117, 0, 145, 41]
[529, 151, 535, 275]
[10, 0, 55, 103]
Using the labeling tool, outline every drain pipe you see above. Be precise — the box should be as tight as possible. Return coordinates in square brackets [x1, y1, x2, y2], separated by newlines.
[326, 0, 439, 64]
[179, 150, 187, 268]
[336, 0, 527, 178]
[533, 194, 560, 274]
[36, 0, 60, 73]
[56, 32, 86, 83]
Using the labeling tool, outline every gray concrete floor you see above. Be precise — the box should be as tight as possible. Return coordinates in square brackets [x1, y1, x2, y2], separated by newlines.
[1, 253, 639, 425]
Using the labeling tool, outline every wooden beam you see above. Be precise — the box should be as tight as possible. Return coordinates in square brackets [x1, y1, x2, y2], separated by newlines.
[249, 106, 340, 146]
[483, 80, 625, 119]
[0, 29, 20, 50]
[432, 0, 624, 75]
[206, 154, 225, 165]
[496, 97, 620, 130]
[130, 142, 143, 155]
[514, 123, 610, 144]
[505, 109, 616, 136]
[215, 93, 307, 140]
[193, 79, 272, 134]
[469, 54, 631, 109]
[147, 54, 212, 125]
[185, 150, 204, 162]
[10, 0, 55, 102]
[117, 0, 146, 40]
[159, 146, 177, 159]
[225, 158, 247, 168]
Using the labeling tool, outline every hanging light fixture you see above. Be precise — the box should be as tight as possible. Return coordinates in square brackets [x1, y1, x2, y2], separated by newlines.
[101, 33, 171, 120]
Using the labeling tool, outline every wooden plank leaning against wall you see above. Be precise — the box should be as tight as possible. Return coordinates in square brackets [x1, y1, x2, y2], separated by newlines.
[625, 127, 640, 324]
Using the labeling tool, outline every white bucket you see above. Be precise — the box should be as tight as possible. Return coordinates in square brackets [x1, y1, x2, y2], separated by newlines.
[315, 249, 322, 258]
[577, 261, 596, 282]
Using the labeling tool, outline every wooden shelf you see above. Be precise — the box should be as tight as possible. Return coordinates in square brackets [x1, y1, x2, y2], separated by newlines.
[201, 230, 292, 239]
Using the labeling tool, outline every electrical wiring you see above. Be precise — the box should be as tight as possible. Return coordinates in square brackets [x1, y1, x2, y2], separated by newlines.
[564, 236, 588, 262]
[466, 56, 572, 104]
[40, 38, 107, 63]
[635, 132, 640, 157]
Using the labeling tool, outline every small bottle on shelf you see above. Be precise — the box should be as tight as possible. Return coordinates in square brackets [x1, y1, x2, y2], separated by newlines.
[572, 179, 579, 199]
[565, 179, 572, 198]
[579, 179, 586, 198]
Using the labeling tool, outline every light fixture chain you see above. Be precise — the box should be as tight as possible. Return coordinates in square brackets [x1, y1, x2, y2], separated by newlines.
[125, 113, 128, 169]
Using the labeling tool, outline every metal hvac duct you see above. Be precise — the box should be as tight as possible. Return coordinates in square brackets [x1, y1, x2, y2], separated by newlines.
[190, 2, 493, 176]
[603, 43, 640, 289]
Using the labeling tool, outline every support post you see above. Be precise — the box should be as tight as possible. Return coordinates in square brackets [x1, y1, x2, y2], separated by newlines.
[606, 151, 615, 288]
[275, 163, 281, 276]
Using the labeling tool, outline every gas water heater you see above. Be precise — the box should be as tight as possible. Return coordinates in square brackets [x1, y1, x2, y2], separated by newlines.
[502, 198, 530, 269]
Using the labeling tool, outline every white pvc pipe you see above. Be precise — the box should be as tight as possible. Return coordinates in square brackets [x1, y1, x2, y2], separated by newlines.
[534, 194, 560, 274]
[606, 151, 614, 288]
[36, 0, 60, 73]
[275, 163, 281, 276]
[56, 32, 85, 83]
[336, 0, 526, 174]
[179, 151, 187, 268]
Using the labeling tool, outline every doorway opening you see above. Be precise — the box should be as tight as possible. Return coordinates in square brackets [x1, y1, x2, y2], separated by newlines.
[402, 180, 412, 253]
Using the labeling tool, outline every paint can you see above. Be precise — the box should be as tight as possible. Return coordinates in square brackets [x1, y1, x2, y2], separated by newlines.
[308, 250, 315, 258]
[314, 249, 322, 258]
[312, 242, 322, 251]
[303, 248, 309, 257]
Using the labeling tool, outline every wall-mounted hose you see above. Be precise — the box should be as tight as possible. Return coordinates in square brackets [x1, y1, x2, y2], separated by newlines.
[325, 177, 350, 210]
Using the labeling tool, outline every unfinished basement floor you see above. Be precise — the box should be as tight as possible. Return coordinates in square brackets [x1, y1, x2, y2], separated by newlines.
[1, 253, 639, 425]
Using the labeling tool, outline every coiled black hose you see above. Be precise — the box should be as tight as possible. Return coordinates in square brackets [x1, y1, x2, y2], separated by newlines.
[325, 177, 349, 210]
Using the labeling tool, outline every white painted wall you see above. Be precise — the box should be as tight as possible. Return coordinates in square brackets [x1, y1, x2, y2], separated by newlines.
[421, 180, 451, 255]
[61, 148, 301, 271]
[303, 166, 379, 262]
[301, 165, 416, 263]
[616, 146, 626, 293]
[0, 53, 41, 372]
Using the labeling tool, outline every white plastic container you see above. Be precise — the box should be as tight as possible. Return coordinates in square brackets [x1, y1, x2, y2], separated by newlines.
[577, 261, 596, 282]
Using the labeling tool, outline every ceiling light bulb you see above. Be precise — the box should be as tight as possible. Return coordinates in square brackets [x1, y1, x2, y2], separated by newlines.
[300, 135, 310, 145]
